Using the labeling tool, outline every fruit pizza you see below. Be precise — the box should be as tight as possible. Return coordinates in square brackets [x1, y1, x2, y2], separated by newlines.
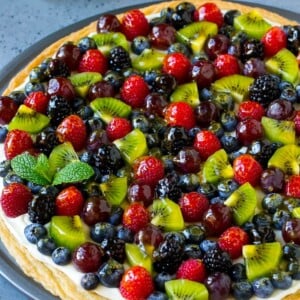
[0, 0, 300, 299]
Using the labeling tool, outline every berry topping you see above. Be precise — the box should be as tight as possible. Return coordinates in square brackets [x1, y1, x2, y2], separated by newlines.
[108, 46, 132, 72]
[78, 49, 108, 74]
[261, 26, 287, 57]
[24, 91, 50, 114]
[176, 258, 206, 282]
[194, 2, 223, 28]
[285, 175, 300, 198]
[203, 248, 232, 274]
[237, 100, 265, 121]
[106, 117, 132, 141]
[214, 54, 240, 78]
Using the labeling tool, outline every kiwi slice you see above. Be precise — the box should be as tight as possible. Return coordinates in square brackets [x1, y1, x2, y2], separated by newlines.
[211, 75, 254, 103]
[224, 182, 257, 226]
[125, 243, 152, 274]
[48, 142, 79, 174]
[132, 49, 166, 72]
[69, 72, 102, 97]
[243, 242, 282, 281]
[265, 48, 300, 84]
[170, 82, 200, 107]
[8, 104, 50, 134]
[262, 116, 295, 145]
[165, 279, 209, 300]
[150, 198, 184, 231]
[292, 207, 300, 218]
[90, 97, 132, 124]
[176, 21, 218, 54]
[113, 129, 148, 165]
[100, 176, 127, 206]
[202, 149, 234, 183]
[49, 215, 87, 251]
[233, 10, 271, 39]
[92, 32, 129, 55]
[268, 144, 300, 175]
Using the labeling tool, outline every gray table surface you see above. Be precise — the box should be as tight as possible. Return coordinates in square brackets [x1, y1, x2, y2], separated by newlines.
[0, 0, 299, 299]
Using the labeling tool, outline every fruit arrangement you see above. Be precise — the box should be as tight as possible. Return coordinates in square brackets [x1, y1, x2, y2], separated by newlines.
[0, 1, 300, 299]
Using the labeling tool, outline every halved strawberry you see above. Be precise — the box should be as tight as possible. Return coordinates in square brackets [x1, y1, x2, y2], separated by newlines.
[176, 258, 206, 282]
[24, 91, 50, 114]
[78, 49, 108, 74]
[285, 175, 300, 198]
[106, 117, 132, 141]
[261, 26, 287, 57]
[193, 2, 223, 28]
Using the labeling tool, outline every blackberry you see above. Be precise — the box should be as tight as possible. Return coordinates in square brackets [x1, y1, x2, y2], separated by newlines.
[249, 74, 281, 106]
[46, 58, 70, 78]
[153, 232, 185, 274]
[101, 238, 126, 263]
[34, 127, 60, 155]
[250, 141, 280, 168]
[155, 173, 182, 202]
[28, 187, 59, 224]
[108, 46, 132, 72]
[203, 248, 232, 274]
[283, 25, 300, 56]
[47, 95, 72, 126]
[93, 144, 124, 175]
[241, 39, 264, 63]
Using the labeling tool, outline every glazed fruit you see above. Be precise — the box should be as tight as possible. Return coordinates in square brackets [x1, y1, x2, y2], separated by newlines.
[0, 96, 18, 125]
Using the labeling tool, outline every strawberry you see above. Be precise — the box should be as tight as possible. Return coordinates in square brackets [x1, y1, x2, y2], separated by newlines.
[106, 117, 132, 141]
[162, 52, 191, 83]
[178, 192, 209, 222]
[193, 130, 221, 160]
[176, 258, 206, 282]
[121, 9, 150, 41]
[233, 154, 263, 186]
[261, 26, 287, 57]
[55, 186, 84, 216]
[78, 49, 108, 74]
[122, 202, 150, 233]
[214, 54, 240, 78]
[0, 183, 33, 218]
[133, 155, 165, 186]
[120, 75, 149, 108]
[120, 265, 154, 300]
[24, 91, 50, 114]
[293, 110, 300, 135]
[4, 129, 34, 159]
[193, 2, 223, 28]
[218, 226, 249, 259]
[164, 102, 196, 130]
[56, 114, 87, 151]
[237, 100, 265, 121]
[285, 175, 300, 198]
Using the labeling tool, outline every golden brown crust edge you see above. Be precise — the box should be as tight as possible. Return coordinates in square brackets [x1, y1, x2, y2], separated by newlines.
[0, 1, 299, 300]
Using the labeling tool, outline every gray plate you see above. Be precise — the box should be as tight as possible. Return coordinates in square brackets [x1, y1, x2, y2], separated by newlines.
[0, 1, 299, 300]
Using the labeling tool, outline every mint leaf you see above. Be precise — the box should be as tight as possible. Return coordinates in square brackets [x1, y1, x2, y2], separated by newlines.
[34, 154, 53, 183]
[11, 153, 51, 185]
[53, 161, 94, 185]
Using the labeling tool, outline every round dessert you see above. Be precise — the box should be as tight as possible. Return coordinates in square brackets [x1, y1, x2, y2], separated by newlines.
[0, 1, 300, 299]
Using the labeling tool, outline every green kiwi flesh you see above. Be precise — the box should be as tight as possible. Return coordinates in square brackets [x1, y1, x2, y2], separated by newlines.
[202, 149, 234, 183]
[292, 207, 300, 218]
[92, 32, 129, 55]
[125, 243, 152, 274]
[176, 21, 218, 54]
[49, 215, 87, 251]
[150, 198, 184, 231]
[100, 176, 127, 206]
[90, 97, 132, 124]
[113, 129, 148, 165]
[211, 75, 254, 103]
[165, 279, 209, 300]
[132, 49, 166, 71]
[69, 72, 102, 97]
[48, 142, 79, 174]
[233, 10, 272, 39]
[243, 242, 282, 281]
[170, 82, 200, 107]
[261, 116, 295, 145]
[8, 104, 50, 134]
[224, 182, 257, 225]
[268, 144, 300, 175]
[265, 48, 300, 84]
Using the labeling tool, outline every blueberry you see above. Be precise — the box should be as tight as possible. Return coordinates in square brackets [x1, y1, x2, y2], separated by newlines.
[252, 213, 272, 231]
[90, 222, 116, 243]
[9, 90, 26, 105]
[212, 92, 234, 111]
[199, 239, 218, 252]
[279, 81, 293, 91]
[109, 206, 124, 225]
[296, 84, 300, 102]
[147, 291, 168, 300]
[154, 272, 175, 292]
[221, 111, 238, 131]
[132, 114, 150, 133]
[86, 117, 103, 133]
[197, 183, 217, 199]
[144, 70, 161, 86]
[210, 196, 225, 204]
[217, 179, 239, 199]
[37, 237, 56, 256]
[271, 271, 292, 289]
[103, 70, 124, 92]
[98, 258, 124, 287]
[199, 88, 213, 101]
[287, 261, 300, 280]
[168, 42, 191, 57]
[3, 171, 25, 186]
[161, 155, 175, 173]
[252, 277, 274, 298]
[51, 247, 71, 265]
[220, 133, 240, 153]
[116, 225, 134, 243]
[262, 193, 284, 214]
[182, 225, 206, 244]
[78, 37, 97, 53]
[24, 82, 45, 96]
[272, 210, 291, 230]
[131, 36, 151, 55]
[232, 280, 253, 300]
[146, 132, 160, 148]
[230, 263, 247, 282]
[178, 173, 200, 192]
[81, 273, 100, 290]
[280, 87, 297, 103]
[183, 244, 203, 259]
[0, 126, 8, 142]
[224, 10, 241, 26]
[208, 121, 224, 138]
[0, 160, 11, 178]
[27, 181, 43, 194]
[29, 66, 47, 83]
[188, 126, 201, 139]
[283, 243, 300, 261]
[24, 223, 47, 244]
